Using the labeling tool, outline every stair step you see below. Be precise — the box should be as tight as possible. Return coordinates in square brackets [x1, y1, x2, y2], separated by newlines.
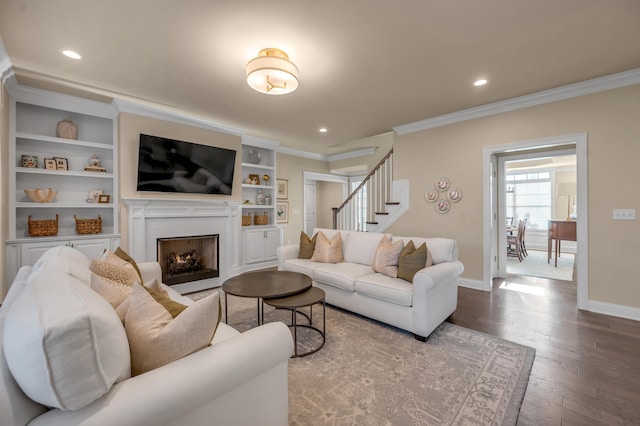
[375, 212, 389, 215]
[365, 221, 379, 225]
[385, 202, 400, 205]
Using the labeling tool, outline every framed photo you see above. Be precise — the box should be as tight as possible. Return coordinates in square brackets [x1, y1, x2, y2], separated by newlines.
[276, 201, 289, 223]
[248, 174, 260, 185]
[54, 157, 68, 171]
[88, 189, 103, 203]
[277, 179, 288, 199]
[98, 194, 111, 204]
[44, 158, 57, 170]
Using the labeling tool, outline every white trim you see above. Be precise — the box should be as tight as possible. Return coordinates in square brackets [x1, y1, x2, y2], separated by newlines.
[587, 301, 640, 322]
[277, 145, 328, 161]
[395, 68, 640, 135]
[303, 171, 349, 184]
[113, 98, 244, 136]
[458, 278, 488, 292]
[483, 133, 589, 310]
[242, 135, 280, 149]
[327, 147, 377, 161]
[277, 145, 378, 162]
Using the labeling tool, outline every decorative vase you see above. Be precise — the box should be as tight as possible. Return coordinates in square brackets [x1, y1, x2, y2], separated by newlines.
[248, 150, 261, 164]
[56, 119, 78, 140]
[256, 190, 265, 205]
[21, 155, 38, 168]
[89, 154, 100, 166]
[264, 194, 271, 205]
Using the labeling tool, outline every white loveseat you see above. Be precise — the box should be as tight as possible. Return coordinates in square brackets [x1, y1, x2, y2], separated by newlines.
[277, 228, 464, 341]
[1, 246, 293, 426]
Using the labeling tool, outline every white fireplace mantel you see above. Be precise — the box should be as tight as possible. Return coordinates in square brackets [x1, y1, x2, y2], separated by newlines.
[122, 198, 242, 293]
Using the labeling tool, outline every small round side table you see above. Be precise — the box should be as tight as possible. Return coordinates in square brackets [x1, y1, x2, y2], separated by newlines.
[263, 287, 326, 357]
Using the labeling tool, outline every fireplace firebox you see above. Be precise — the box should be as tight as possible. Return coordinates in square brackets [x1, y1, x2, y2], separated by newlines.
[157, 235, 219, 285]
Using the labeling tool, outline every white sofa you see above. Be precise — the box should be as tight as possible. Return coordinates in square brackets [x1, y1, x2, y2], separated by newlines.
[1, 246, 293, 426]
[277, 228, 464, 341]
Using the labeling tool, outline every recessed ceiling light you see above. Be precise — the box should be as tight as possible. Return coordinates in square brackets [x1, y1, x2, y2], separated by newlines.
[473, 79, 488, 87]
[62, 50, 82, 60]
[319, 127, 328, 133]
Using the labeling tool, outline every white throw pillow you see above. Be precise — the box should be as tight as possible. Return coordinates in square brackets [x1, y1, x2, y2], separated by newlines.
[3, 271, 131, 411]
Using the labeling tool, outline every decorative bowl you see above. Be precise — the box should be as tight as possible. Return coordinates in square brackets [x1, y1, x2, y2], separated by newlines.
[24, 188, 57, 203]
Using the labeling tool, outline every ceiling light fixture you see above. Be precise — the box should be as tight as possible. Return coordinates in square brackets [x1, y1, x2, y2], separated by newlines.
[62, 50, 82, 60]
[474, 79, 488, 87]
[319, 127, 328, 133]
[246, 48, 299, 95]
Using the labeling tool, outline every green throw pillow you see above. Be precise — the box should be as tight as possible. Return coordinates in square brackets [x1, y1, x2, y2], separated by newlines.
[398, 241, 428, 283]
[298, 231, 318, 259]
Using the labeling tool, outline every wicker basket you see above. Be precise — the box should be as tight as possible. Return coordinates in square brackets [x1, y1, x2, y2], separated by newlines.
[253, 211, 269, 226]
[74, 214, 102, 234]
[242, 213, 252, 226]
[28, 214, 59, 237]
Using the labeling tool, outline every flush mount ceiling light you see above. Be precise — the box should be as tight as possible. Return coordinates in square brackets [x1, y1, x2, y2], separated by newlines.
[62, 50, 82, 60]
[473, 78, 488, 87]
[246, 48, 299, 95]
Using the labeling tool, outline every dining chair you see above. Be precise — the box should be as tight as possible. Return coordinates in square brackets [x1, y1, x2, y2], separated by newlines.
[507, 219, 525, 261]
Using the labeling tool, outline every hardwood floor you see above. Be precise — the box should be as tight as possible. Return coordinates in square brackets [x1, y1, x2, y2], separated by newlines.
[450, 273, 640, 425]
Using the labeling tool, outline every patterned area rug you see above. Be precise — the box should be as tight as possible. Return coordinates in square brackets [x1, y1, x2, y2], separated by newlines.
[191, 291, 535, 425]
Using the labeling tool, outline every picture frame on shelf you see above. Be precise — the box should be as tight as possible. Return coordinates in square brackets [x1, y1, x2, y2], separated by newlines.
[44, 158, 57, 170]
[277, 179, 288, 199]
[98, 194, 111, 204]
[248, 174, 260, 185]
[87, 189, 103, 203]
[276, 201, 289, 223]
[54, 157, 68, 171]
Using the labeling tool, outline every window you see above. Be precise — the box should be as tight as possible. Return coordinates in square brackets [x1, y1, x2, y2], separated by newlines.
[505, 172, 551, 230]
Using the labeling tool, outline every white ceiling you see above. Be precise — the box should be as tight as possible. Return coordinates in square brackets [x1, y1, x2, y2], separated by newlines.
[1, 1, 639, 155]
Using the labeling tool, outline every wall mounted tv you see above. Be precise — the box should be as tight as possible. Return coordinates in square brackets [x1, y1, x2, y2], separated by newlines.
[136, 133, 236, 195]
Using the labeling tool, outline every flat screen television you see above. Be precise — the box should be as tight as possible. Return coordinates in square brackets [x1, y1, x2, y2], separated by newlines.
[136, 133, 236, 195]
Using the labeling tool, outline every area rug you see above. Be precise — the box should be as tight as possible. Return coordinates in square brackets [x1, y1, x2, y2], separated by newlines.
[507, 249, 574, 281]
[192, 291, 535, 425]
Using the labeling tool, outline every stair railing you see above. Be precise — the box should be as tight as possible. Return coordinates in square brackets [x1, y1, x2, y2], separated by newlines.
[332, 148, 393, 231]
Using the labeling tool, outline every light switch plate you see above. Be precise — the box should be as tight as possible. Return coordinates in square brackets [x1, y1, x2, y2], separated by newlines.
[613, 209, 636, 220]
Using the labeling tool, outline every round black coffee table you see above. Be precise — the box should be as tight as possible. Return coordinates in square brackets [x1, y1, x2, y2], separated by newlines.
[222, 270, 312, 326]
[263, 287, 326, 357]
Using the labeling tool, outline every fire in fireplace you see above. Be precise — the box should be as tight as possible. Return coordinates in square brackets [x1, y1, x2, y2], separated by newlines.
[157, 235, 219, 285]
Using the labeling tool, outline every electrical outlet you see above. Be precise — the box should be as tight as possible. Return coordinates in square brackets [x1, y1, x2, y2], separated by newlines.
[613, 209, 636, 220]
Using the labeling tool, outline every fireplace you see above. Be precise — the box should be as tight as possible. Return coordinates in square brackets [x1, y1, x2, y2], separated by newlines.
[157, 235, 219, 285]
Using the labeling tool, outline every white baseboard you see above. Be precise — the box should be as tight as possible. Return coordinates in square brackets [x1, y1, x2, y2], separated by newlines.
[587, 300, 640, 322]
[458, 278, 490, 292]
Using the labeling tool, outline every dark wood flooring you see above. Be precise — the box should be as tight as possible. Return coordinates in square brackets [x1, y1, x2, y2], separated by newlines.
[450, 273, 640, 425]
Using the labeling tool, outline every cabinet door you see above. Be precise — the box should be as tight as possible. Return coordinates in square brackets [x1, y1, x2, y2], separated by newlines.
[245, 229, 266, 264]
[263, 228, 283, 261]
[20, 241, 65, 266]
[70, 238, 110, 261]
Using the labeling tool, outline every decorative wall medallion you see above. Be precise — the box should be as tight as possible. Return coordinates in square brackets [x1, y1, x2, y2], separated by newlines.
[435, 199, 450, 214]
[447, 187, 463, 203]
[424, 189, 438, 202]
[435, 177, 450, 191]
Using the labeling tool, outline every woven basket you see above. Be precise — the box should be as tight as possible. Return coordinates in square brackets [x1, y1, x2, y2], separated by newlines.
[242, 213, 252, 226]
[74, 215, 102, 234]
[253, 211, 269, 226]
[28, 214, 59, 237]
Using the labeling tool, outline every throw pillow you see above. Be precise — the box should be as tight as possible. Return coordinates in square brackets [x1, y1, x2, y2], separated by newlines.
[3, 272, 130, 410]
[398, 241, 429, 283]
[310, 231, 343, 263]
[115, 279, 187, 323]
[90, 250, 140, 287]
[114, 246, 143, 282]
[372, 237, 404, 278]
[91, 272, 132, 309]
[298, 231, 318, 259]
[124, 283, 221, 376]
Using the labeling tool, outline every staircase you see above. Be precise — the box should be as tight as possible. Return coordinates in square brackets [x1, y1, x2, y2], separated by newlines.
[332, 149, 409, 232]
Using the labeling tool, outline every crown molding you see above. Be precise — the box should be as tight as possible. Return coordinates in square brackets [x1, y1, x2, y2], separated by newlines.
[276, 145, 328, 161]
[113, 98, 244, 136]
[0, 34, 15, 89]
[394, 68, 640, 135]
[327, 147, 377, 162]
[242, 134, 280, 149]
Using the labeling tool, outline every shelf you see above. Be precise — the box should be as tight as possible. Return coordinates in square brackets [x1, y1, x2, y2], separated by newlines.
[242, 205, 276, 209]
[16, 202, 115, 209]
[241, 184, 274, 189]
[16, 167, 114, 179]
[16, 132, 114, 150]
[241, 162, 274, 170]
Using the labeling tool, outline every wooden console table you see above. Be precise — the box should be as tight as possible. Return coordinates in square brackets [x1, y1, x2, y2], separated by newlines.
[547, 220, 576, 267]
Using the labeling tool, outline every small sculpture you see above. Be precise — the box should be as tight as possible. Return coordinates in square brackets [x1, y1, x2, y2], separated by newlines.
[85, 154, 106, 172]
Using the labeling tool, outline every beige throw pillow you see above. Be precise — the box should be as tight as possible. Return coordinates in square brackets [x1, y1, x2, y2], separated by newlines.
[397, 241, 429, 283]
[372, 237, 404, 278]
[298, 231, 318, 259]
[91, 272, 132, 309]
[114, 246, 143, 282]
[115, 279, 186, 323]
[310, 231, 343, 263]
[90, 250, 140, 287]
[125, 283, 221, 376]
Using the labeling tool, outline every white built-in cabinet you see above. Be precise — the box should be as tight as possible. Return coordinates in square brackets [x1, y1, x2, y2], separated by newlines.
[5, 85, 120, 286]
[241, 138, 283, 266]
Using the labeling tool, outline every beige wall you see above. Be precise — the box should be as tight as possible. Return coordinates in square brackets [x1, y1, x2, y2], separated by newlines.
[316, 181, 345, 228]
[276, 153, 332, 244]
[118, 113, 242, 249]
[390, 84, 640, 308]
[0, 83, 8, 299]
